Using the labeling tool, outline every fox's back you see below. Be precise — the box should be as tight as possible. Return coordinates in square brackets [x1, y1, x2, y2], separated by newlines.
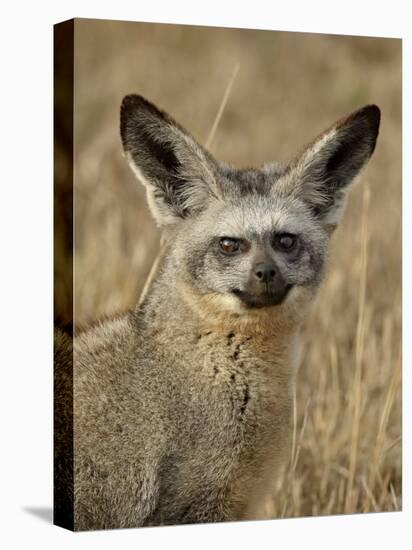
[72, 306, 292, 528]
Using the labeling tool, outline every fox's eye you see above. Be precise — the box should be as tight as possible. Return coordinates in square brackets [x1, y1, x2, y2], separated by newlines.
[274, 233, 297, 251]
[219, 237, 241, 255]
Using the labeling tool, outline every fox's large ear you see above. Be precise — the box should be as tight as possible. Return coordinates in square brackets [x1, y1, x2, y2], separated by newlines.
[285, 105, 380, 227]
[120, 95, 220, 226]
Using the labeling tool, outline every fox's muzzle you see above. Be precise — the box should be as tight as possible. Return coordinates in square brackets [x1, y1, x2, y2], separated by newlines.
[232, 262, 293, 308]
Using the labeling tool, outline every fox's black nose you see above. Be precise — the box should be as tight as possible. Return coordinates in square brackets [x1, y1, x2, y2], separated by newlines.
[254, 262, 277, 283]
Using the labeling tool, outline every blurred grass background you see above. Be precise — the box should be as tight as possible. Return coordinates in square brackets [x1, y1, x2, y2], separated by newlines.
[57, 18, 402, 518]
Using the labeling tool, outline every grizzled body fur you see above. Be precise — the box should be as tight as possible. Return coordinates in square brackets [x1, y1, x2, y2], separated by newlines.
[54, 96, 380, 530]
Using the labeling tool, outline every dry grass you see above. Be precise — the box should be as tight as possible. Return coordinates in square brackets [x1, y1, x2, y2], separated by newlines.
[61, 19, 402, 518]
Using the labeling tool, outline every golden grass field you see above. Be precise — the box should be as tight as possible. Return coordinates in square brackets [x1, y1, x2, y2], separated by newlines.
[57, 19, 402, 519]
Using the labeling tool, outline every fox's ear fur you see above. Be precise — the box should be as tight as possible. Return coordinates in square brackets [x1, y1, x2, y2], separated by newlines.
[285, 105, 380, 227]
[120, 95, 220, 226]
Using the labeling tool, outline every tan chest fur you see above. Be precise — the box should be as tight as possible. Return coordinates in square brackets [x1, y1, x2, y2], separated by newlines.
[178, 323, 295, 519]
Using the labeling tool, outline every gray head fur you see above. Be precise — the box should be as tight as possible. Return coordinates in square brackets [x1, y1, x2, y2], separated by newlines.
[120, 96, 380, 323]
